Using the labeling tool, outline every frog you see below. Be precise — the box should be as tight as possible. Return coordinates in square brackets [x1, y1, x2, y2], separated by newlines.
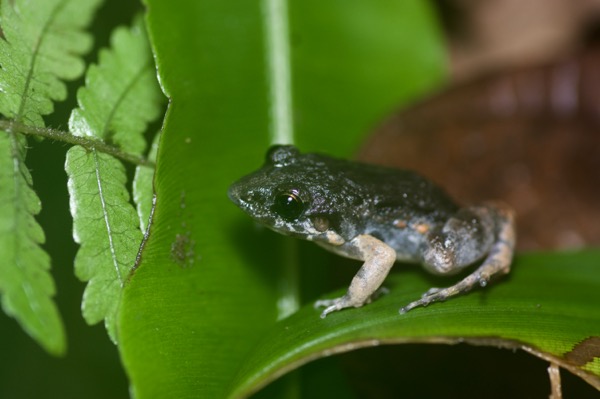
[228, 145, 516, 317]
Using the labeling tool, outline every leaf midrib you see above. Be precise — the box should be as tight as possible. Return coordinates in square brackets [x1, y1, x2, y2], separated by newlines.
[92, 150, 124, 286]
[16, 0, 68, 124]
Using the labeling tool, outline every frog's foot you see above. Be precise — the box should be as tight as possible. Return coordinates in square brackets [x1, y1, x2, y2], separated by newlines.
[401, 202, 516, 314]
[399, 272, 481, 314]
[314, 295, 359, 318]
[400, 241, 514, 314]
[315, 287, 389, 318]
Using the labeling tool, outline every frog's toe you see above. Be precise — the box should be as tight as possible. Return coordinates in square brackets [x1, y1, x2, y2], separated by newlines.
[400, 287, 456, 314]
[315, 294, 363, 318]
[399, 291, 446, 314]
[315, 296, 345, 318]
[422, 287, 442, 297]
[318, 304, 339, 318]
[314, 298, 335, 309]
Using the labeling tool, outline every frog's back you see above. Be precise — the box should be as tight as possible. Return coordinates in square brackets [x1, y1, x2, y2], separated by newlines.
[307, 153, 459, 222]
[302, 153, 459, 259]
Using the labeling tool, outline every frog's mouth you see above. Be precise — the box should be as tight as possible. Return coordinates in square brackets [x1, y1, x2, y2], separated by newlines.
[227, 181, 245, 207]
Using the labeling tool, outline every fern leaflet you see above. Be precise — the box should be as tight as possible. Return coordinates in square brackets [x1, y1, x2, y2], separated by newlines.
[66, 17, 162, 343]
[0, 0, 101, 355]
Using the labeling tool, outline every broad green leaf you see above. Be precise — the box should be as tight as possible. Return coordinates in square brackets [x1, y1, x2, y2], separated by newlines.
[290, 0, 445, 155]
[66, 18, 162, 343]
[227, 250, 600, 396]
[119, 0, 445, 397]
[0, 0, 101, 355]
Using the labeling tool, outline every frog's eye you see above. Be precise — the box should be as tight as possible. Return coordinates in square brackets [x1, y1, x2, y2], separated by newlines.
[272, 190, 305, 221]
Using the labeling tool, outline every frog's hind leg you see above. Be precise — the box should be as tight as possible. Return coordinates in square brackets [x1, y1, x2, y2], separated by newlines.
[400, 202, 516, 314]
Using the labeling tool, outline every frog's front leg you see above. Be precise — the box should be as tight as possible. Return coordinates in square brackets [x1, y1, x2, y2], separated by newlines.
[401, 202, 516, 313]
[315, 234, 396, 318]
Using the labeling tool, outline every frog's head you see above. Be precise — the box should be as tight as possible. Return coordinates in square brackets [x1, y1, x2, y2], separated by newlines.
[228, 145, 351, 243]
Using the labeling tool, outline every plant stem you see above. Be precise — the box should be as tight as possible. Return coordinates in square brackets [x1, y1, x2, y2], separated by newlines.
[0, 120, 155, 168]
[262, 0, 294, 146]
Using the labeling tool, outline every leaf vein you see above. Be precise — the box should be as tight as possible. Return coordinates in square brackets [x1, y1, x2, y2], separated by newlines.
[92, 150, 123, 286]
[102, 60, 153, 143]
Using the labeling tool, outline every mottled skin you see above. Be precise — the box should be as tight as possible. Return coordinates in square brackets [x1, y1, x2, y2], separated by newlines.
[228, 145, 516, 317]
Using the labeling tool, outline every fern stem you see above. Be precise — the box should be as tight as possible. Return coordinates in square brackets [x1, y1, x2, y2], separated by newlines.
[0, 120, 155, 168]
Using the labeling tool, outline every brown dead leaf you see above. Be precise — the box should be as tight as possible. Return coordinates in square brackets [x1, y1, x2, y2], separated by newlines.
[359, 46, 600, 251]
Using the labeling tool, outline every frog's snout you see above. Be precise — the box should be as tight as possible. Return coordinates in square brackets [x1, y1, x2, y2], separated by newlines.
[227, 181, 243, 206]
[228, 180, 255, 210]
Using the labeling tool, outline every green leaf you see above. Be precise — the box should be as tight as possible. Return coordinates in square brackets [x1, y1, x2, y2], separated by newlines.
[119, 0, 445, 397]
[66, 18, 162, 343]
[0, 0, 101, 355]
[0, 133, 65, 356]
[227, 250, 600, 396]
[66, 147, 142, 343]
[133, 132, 160, 232]
[290, 0, 445, 155]
[69, 17, 162, 155]
[0, 0, 100, 126]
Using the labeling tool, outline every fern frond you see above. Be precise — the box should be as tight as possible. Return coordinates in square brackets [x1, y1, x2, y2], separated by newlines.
[0, 132, 65, 355]
[0, 0, 101, 126]
[66, 18, 162, 342]
[69, 17, 162, 154]
[134, 132, 160, 232]
[0, 0, 101, 355]
[66, 147, 143, 343]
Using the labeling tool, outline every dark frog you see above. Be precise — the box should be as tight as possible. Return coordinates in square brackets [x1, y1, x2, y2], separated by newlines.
[228, 145, 515, 317]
